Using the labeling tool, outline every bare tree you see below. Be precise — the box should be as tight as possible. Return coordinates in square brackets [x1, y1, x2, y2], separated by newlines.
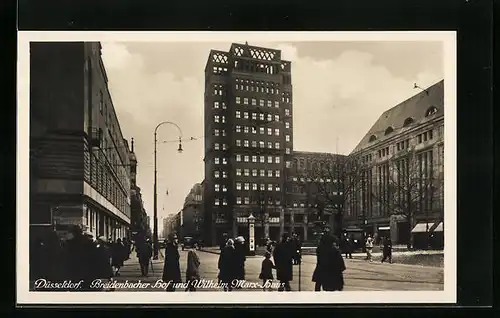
[371, 148, 443, 249]
[294, 154, 365, 238]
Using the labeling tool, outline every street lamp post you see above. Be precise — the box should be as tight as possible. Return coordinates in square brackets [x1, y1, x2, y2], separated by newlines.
[247, 213, 256, 256]
[153, 121, 183, 260]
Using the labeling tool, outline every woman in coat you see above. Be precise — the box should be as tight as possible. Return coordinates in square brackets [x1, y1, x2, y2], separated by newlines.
[162, 234, 181, 292]
[185, 249, 201, 291]
[218, 239, 236, 291]
[312, 235, 346, 291]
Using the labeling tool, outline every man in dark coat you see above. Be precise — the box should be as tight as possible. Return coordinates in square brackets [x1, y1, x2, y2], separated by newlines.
[273, 233, 294, 291]
[341, 234, 354, 259]
[162, 233, 181, 291]
[137, 238, 153, 276]
[63, 225, 97, 291]
[233, 236, 246, 283]
[381, 237, 393, 264]
[312, 234, 346, 291]
[218, 238, 236, 291]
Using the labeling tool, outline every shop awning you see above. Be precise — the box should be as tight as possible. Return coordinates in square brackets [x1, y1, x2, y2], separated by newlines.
[378, 226, 390, 231]
[434, 222, 444, 232]
[411, 222, 434, 233]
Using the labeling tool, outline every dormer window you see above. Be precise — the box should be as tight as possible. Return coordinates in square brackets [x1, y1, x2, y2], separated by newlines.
[403, 117, 414, 127]
[425, 106, 438, 117]
[369, 135, 377, 142]
[384, 127, 394, 135]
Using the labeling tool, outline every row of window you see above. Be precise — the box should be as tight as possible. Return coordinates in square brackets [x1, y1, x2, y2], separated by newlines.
[214, 115, 226, 123]
[213, 198, 282, 206]
[235, 109, 289, 120]
[214, 170, 228, 178]
[214, 163, 292, 173]
[290, 176, 339, 184]
[214, 129, 227, 137]
[237, 155, 281, 164]
[236, 168, 281, 178]
[396, 139, 410, 152]
[235, 140, 287, 149]
[235, 97, 280, 108]
[236, 183, 281, 191]
[235, 84, 280, 95]
[417, 130, 433, 144]
[236, 123, 291, 134]
[236, 197, 281, 205]
[369, 107, 439, 142]
[213, 101, 227, 109]
[363, 129, 436, 163]
[211, 83, 292, 104]
[213, 143, 228, 151]
[378, 147, 390, 158]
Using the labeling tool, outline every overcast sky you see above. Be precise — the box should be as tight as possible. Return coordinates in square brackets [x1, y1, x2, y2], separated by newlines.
[100, 41, 443, 230]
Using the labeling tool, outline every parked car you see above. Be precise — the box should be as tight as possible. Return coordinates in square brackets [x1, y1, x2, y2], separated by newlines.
[343, 229, 365, 251]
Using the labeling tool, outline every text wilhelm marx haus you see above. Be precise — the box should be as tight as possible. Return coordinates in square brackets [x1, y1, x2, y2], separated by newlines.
[29, 42, 148, 242]
[201, 43, 444, 247]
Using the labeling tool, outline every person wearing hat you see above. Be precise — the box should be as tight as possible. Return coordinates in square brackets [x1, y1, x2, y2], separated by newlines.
[136, 237, 153, 277]
[62, 224, 97, 291]
[233, 236, 246, 284]
[162, 233, 181, 291]
[218, 238, 236, 291]
[273, 233, 294, 291]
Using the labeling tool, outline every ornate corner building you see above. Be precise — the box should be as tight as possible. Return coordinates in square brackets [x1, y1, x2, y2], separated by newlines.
[203, 43, 294, 245]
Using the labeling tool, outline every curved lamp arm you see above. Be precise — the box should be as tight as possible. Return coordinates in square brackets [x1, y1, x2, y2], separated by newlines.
[155, 121, 184, 152]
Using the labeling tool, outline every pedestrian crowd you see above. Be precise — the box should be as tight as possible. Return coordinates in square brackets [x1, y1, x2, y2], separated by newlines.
[30, 224, 134, 291]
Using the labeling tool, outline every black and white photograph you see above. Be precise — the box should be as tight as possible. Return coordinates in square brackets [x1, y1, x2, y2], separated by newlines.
[17, 31, 457, 304]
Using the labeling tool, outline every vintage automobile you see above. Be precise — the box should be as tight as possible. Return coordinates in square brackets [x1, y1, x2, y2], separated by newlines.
[181, 236, 197, 250]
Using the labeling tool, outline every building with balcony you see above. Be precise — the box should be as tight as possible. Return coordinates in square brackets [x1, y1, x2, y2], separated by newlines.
[30, 42, 131, 242]
[345, 80, 444, 247]
[203, 43, 294, 245]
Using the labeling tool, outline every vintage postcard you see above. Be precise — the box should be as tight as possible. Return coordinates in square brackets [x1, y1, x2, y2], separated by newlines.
[17, 31, 457, 304]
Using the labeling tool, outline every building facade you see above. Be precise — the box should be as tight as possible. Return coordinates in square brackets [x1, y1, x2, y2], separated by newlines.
[286, 152, 345, 241]
[203, 43, 294, 245]
[345, 80, 444, 246]
[180, 183, 204, 240]
[128, 139, 149, 240]
[30, 42, 131, 241]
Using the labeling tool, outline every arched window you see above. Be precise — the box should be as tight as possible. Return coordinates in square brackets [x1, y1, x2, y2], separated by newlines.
[369, 135, 377, 142]
[425, 106, 438, 117]
[403, 117, 414, 127]
[384, 126, 394, 135]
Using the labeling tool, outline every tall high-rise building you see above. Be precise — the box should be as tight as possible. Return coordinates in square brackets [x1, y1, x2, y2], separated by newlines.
[203, 43, 293, 245]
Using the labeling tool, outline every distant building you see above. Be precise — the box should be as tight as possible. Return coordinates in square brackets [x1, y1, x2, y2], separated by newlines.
[128, 138, 149, 240]
[180, 182, 204, 240]
[203, 43, 294, 245]
[346, 80, 444, 247]
[30, 42, 131, 242]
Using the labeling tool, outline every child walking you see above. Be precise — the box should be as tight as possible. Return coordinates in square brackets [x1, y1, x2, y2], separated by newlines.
[259, 252, 275, 291]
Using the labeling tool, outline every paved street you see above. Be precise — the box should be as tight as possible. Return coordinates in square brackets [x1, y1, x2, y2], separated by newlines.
[112, 248, 443, 292]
